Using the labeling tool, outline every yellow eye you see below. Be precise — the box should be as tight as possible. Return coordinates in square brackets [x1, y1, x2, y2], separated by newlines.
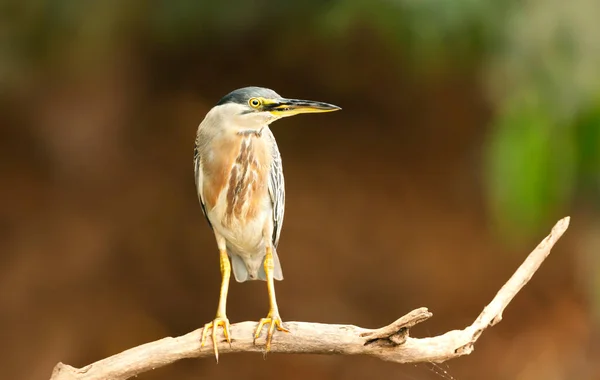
[249, 98, 261, 108]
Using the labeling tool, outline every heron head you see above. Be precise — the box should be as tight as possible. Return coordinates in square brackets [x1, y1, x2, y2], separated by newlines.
[210, 86, 341, 130]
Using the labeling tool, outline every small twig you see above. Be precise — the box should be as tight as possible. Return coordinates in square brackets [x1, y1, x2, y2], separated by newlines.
[50, 217, 570, 380]
[361, 307, 432, 345]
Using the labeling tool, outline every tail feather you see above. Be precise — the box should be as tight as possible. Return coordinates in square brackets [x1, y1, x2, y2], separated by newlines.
[229, 247, 283, 283]
[258, 247, 283, 281]
[230, 253, 249, 282]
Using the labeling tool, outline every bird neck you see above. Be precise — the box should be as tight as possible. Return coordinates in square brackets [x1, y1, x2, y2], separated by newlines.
[237, 127, 265, 138]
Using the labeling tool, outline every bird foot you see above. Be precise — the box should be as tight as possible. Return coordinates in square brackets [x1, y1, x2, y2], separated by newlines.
[201, 316, 231, 362]
[253, 312, 289, 352]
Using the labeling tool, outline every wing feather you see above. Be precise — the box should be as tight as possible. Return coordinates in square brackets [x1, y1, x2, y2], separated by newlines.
[194, 145, 213, 229]
[266, 130, 285, 247]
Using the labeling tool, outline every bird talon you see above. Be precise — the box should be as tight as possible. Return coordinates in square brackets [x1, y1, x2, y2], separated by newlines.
[254, 313, 288, 352]
[200, 316, 232, 362]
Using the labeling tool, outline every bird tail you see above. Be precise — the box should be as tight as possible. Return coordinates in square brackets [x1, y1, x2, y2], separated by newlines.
[229, 247, 283, 283]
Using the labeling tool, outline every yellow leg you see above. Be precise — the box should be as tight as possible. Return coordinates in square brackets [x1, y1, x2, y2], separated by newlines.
[201, 249, 232, 362]
[254, 246, 289, 352]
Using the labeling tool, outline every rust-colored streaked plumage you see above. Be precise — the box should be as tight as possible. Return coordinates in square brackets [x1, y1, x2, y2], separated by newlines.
[224, 135, 269, 225]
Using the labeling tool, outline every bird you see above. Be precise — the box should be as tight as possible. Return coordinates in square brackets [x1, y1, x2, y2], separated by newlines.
[194, 86, 341, 361]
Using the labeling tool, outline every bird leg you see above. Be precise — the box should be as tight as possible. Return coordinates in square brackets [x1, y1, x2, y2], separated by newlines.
[254, 246, 289, 352]
[201, 249, 232, 362]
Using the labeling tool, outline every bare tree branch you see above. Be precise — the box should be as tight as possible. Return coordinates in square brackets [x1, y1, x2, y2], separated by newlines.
[50, 217, 570, 380]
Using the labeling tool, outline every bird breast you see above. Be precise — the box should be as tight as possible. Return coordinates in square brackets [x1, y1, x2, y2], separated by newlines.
[202, 131, 272, 245]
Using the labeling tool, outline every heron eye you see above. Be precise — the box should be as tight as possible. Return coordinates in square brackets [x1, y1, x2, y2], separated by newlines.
[249, 98, 261, 108]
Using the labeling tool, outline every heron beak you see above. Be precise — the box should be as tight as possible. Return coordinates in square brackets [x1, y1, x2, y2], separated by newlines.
[267, 98, 341, 117]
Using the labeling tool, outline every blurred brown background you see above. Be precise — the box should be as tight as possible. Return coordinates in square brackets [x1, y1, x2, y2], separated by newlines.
[2, 1, 600, 379]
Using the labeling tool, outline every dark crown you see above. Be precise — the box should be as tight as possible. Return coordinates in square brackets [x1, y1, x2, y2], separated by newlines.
[216, 87, 282, 106]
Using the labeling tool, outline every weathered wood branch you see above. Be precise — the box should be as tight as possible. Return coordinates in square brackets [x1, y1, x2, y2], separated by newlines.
[50, 217, 570, 380]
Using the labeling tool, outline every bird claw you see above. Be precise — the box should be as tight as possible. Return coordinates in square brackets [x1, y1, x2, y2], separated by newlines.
[253, 312, 289, 352]
[201, 316, 232, 362]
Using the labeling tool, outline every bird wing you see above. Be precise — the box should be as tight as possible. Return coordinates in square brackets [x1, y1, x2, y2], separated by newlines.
[194, 144, 213, 229]
[266, 129, 285, 247]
